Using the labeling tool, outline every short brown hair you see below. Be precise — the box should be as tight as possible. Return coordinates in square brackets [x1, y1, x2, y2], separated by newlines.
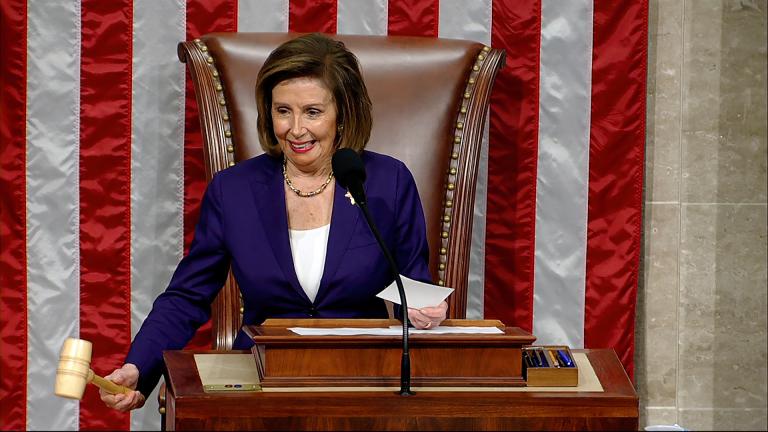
[255, 33, 373, 156]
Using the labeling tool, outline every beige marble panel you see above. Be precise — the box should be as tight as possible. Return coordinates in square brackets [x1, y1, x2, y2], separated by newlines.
[636, 203, 679, 407]
[646, 0, 683, 203]
[681, 1, 722, 203]
[715, 0, 767, 203]
[678, 204, 767, 411]
[678, 407, 768, 431]
[681, 0, 768, 203]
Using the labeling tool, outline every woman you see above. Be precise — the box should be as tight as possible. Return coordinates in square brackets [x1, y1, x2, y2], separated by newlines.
[101, 33, 448, 412]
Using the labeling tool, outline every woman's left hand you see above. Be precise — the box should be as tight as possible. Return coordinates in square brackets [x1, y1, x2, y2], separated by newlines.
[407, 300, 448, 329]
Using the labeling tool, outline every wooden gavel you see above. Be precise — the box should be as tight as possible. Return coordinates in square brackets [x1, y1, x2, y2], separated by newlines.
[54, 338, 132, 400]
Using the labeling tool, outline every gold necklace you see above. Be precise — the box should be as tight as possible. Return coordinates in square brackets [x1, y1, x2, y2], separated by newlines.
[283, 158, 334, 198]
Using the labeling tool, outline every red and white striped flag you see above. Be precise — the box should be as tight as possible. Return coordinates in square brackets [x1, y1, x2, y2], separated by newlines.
[0, 0, 647, 430]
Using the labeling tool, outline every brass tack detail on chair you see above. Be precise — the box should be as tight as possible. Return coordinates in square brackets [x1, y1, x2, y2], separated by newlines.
[197, 39, 236, 170]
[441, 44, 493, 291]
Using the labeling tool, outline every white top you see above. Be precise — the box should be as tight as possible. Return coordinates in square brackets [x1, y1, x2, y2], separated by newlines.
[288, 224, 330, 303]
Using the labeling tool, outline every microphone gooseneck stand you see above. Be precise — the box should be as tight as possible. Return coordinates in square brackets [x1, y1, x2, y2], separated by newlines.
[357, 200, 414, 396]
[332, 148, 413, 396]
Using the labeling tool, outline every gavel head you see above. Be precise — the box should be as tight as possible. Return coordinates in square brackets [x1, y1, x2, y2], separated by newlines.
[54, 338, 93, 400]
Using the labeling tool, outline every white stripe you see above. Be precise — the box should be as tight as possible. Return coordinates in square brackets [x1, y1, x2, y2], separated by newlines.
[466, 117, 490, 319]
[130, 1, 186, 429]
[438, 0, 492, 45]
[337, 0, 387, 36]
[533, 0, 593, 348]
[438, 0, 492, 319]
[237, 0, 289, 32]
[26, 1, 81, 430]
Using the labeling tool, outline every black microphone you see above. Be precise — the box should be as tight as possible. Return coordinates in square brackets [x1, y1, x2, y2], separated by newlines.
[332, 148, 414, 396]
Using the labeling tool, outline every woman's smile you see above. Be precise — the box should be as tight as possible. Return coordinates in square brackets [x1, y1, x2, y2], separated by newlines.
[287, 139, 316, 153]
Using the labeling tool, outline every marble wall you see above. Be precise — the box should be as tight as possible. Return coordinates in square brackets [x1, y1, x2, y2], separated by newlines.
[637, 0, 767, 430]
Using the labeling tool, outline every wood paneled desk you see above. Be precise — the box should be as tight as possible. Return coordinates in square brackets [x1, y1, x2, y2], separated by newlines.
[162, 348, 638, 431]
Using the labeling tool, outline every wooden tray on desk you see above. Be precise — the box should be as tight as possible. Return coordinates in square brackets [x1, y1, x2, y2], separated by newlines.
[243, 319, 536, 389]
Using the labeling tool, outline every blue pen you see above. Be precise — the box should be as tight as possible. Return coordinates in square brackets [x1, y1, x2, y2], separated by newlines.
[536, 349, 550, 367]
[556, 349, 574, 367]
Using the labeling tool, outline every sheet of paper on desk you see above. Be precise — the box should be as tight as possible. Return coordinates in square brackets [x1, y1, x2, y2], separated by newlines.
[289, 326, 503, 336]
[376, 274, 454, 309]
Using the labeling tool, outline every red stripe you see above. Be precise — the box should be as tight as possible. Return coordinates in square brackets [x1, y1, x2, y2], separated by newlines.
[584, 0, 648, 381]
[184, 0, 238, 350]
[387, 0, 439, 36]
[0, 1, 27, 430]
[78, 0, 133, 429]
[289, 0, 337, 33]
[485, 0, 540, 332]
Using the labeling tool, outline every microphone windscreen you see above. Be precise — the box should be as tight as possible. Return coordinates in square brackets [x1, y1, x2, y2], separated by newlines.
[332, 148, 366, 189]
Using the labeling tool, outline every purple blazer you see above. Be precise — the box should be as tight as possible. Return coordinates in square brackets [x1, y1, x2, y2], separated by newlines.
[126, 151, 431, 396]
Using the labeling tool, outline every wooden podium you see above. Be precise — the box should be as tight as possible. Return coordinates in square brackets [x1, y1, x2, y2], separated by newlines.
[244, 318, 535, 388]
[162, 319, 639, 430]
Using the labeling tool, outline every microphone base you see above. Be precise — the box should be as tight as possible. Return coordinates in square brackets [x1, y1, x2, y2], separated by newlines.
[398, 389, 415, 397]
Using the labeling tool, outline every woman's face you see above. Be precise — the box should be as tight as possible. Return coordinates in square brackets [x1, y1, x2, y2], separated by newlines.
[271, 77, 338, 172]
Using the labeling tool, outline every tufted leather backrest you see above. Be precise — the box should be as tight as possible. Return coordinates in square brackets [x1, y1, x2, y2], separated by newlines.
[178, 32, 504, 349]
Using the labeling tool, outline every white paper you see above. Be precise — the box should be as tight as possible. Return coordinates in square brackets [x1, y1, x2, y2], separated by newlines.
[376, 275, 454, 309]
[288, 326, 503, 336]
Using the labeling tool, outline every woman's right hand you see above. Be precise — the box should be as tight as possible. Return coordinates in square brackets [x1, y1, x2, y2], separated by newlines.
[99, 363, 146, 412]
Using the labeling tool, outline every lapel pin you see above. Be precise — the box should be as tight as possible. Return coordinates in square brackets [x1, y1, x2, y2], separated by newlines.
[344, 191, 356, 206]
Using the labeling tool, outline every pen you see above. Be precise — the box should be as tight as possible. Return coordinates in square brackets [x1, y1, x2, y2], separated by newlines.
[547, 349, 560, 368]
[556, 349, 574, 367]
[536, 349, 549, 367]
[527, 349, 541, 367]
[523, 351, 535, 368]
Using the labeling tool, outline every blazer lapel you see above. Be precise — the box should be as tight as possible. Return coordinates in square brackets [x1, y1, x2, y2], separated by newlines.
[317, 182, 360, 299]
[249, 162, 304, 297]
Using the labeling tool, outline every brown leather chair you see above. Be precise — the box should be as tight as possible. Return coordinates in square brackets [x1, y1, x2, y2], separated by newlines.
[159, 31, 503, 422]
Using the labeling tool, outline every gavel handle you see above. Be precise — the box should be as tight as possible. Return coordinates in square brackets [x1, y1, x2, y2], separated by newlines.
[87, 370, 133, 395]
